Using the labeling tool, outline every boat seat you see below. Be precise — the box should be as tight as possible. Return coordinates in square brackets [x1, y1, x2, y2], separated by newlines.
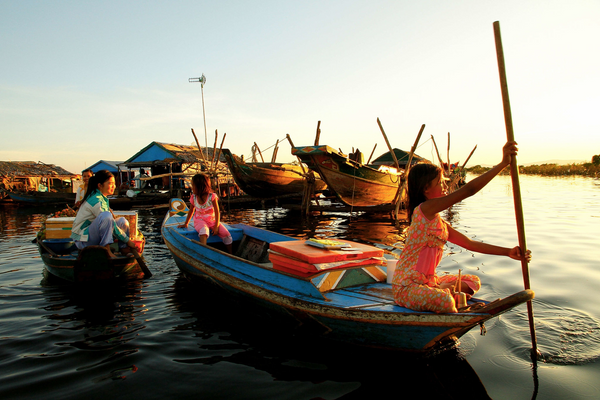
[174, 224, 244, 244]
[235, 235, 270, 263]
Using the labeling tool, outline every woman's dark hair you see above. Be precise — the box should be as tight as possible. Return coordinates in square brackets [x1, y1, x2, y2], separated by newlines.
[406, 163, 442, 222]
[83, 170, 114, 201]
[191, 174, 212, 199]
[81, 168, 93, 175]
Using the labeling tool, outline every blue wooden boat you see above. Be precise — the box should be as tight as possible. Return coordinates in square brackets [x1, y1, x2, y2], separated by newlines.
[162, 198, 534, 352]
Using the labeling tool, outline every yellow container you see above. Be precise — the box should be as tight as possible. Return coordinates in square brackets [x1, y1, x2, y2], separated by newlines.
[45, 217, 75, 239]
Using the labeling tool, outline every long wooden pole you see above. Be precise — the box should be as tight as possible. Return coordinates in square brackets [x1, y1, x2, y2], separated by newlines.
[446, 132, 451, 173]
[406, 124, 426, 169]
[461, 145, 477, 169]
[376, 118, 400, 170]
[493, 20, 539, 360]
[431, 135, 444, 170]
[191, 128, 209, 169]
[314, 121, 321, 146]
[215, 133, 226, 170]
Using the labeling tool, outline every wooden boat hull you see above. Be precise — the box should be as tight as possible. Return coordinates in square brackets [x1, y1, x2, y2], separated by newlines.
[37, 238, 145, 283]
[162, 198, 534, 352]
[9, 191, 76, 205]
[221, 149, 326, 198]
[108, 192, 171, 210]
[292, 146, 402, 207]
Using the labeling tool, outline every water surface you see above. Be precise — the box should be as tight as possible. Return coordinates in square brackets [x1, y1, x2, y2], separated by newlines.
[0, 174, 599, 399]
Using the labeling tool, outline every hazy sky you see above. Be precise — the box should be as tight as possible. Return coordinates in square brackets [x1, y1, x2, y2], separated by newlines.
[1, 0, 599, 174]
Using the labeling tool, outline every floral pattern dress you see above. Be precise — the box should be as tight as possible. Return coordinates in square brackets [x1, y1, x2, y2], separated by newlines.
[392, 205, 481, 313]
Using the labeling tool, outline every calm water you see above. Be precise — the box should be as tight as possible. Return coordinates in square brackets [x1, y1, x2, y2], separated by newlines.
[1, 174, 599, 399]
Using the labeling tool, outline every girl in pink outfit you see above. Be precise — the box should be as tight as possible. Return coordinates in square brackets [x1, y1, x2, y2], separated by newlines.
[179, 174, 232, 253]
[392, 141, 531, 313]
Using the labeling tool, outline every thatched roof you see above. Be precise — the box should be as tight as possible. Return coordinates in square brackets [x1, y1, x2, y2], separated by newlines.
[0, 161, 77, 178]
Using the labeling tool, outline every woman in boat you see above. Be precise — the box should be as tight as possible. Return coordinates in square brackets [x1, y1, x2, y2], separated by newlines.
[71, 170, 136, 257]
[178, 173, 232, 253]
[74, 169, 93, 209]
[392, 141, 531, 313]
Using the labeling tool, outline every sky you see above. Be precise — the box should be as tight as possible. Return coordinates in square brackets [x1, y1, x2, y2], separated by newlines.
[1, 0, 599, 174]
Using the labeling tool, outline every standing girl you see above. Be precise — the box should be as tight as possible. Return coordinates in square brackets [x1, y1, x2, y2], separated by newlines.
[392, 141, 531, 313]
[71, 170, 135, 257]
[179, 174, 233, 253]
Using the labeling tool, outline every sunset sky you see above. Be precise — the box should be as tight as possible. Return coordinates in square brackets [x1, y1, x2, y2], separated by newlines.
[2, 0, 599, 174]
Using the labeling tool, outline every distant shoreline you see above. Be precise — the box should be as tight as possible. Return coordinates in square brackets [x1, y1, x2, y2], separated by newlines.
[466, 161, 600, 177]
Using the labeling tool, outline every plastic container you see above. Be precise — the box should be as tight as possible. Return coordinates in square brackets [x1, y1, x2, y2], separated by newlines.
[386, 259, 398, 284]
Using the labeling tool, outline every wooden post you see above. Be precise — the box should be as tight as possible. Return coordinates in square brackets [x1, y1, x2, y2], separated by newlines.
[494, 20, 539, 361]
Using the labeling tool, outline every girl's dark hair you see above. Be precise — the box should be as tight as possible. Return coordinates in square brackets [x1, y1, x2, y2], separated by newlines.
[84, 170, 114, 201]
[406, 163, 442, 222]
[191, 174, 212, 199]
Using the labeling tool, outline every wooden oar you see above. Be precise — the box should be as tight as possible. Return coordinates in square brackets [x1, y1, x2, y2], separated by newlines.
[131, 247, 152, 278]
[493, 20, 539, 361]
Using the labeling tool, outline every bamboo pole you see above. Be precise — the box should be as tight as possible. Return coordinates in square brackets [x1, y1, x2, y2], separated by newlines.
[431, 135, 444, 170]
[191, 128, 209, 169]
[253, 142, 265, 163]
[215, 133, 226, 170]
[366, 143, 378, 165]
[271, 139, 279, 163]
[405, 124, 426, 170]
[395, 124, 426, 218]
[447, 132, 451, 173]
[211, 129, 219, 171]
[286, 134, 306, 174]
[461, 145, 478, 169]
[376, 118, 400, 170]
[493, 20, 539, 361]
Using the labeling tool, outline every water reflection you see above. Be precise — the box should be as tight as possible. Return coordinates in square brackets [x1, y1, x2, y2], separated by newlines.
[168, 274, 492, 399]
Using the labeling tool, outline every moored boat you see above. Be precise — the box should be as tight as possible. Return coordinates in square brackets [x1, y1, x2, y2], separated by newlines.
[9, 191, 76, 206]
[221, 149, 326, 198]
[292, 145, 425, 207]
[162, 198, 534, 352]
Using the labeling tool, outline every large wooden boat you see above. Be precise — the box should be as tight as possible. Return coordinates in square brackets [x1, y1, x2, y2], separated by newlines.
[291, 145, 425, 207]
[162, 198, 534, 352]
[8, 191, 76, 206]
[221, 149, 326, 198]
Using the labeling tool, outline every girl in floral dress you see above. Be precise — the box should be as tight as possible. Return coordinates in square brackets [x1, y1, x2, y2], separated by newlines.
[179, 174, 233, 253]
[392, 141, 531, 313]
